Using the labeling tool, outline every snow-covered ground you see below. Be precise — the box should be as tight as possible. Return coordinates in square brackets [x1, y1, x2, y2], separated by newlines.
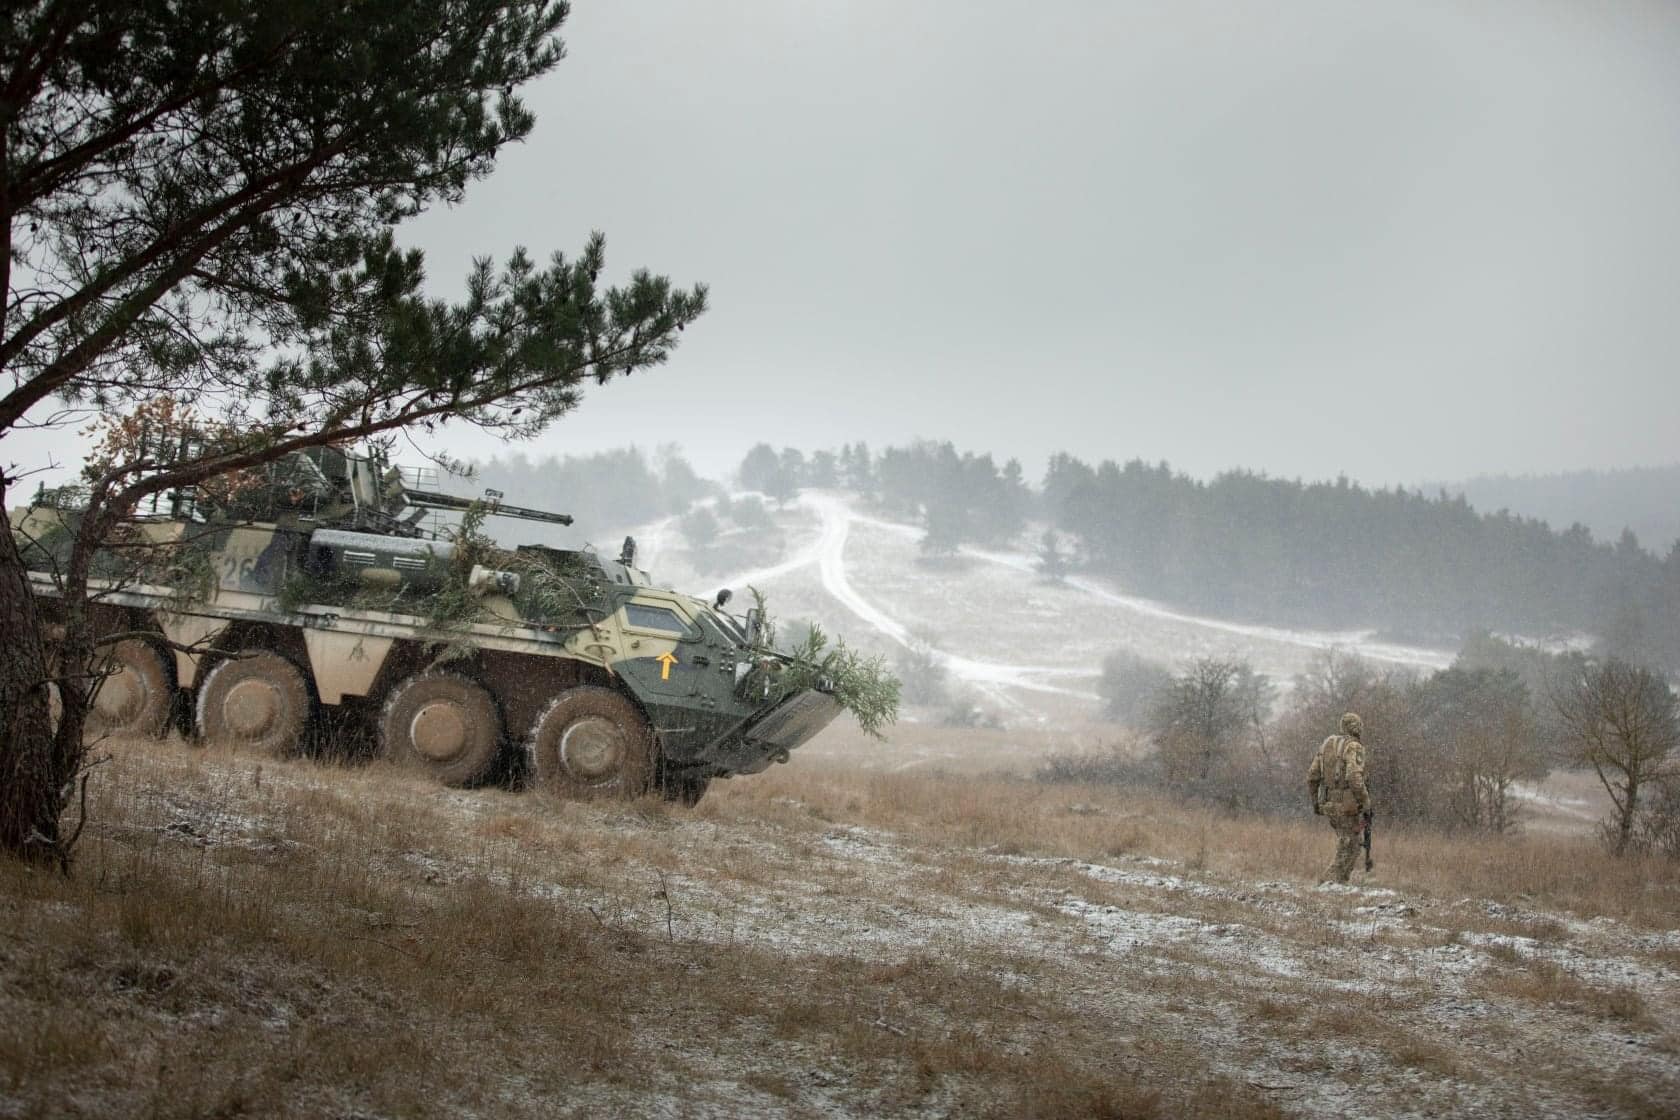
[131, 749, 1680, 1119]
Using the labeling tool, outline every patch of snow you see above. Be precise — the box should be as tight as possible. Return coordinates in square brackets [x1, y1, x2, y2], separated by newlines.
[1509, 782, 1597, 819]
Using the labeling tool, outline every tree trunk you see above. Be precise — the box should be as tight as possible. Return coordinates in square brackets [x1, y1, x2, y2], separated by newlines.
[1616, 777, 1639, 856]
[0, 480, 63, 862]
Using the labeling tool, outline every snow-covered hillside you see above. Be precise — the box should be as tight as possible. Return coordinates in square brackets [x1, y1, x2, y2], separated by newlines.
[637, 490, 1456, 723]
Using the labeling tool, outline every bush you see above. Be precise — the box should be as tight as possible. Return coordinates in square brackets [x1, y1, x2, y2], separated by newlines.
[731, 495, 773, 531]
[1037, 738, 1153, 786]
[1638, 774, 1680, 858]
[1098, 650, 1174, 727]
[894, 636, 950, 707]
[941, 692, 1003, 729]
[680, 505, 721, 550]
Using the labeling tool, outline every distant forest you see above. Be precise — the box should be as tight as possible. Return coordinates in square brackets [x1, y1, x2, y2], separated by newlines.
[460, 446, 713, 549]
[1435, 464, 1680, 555]
[736, 440, 1680, 675]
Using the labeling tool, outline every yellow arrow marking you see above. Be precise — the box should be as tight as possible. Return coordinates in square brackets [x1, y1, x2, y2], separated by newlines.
[655, 651, 678, 681]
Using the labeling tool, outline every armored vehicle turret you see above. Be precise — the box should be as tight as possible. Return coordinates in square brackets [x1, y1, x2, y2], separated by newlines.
[13, 445, 842, 803]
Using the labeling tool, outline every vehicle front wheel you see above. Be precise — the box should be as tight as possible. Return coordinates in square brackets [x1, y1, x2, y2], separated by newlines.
[380, 673, 502, 787]
[527, 686, 654, 799]
[195, 651, 312, 756]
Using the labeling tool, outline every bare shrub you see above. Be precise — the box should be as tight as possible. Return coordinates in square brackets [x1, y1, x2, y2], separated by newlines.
[940, 691, 1003, 729]
[1551, 656, 1680, 855]
[1146, 657, 1274, 796]
[1636, 772, 1680, 858]
[1273, 650, 1434, 824]
[1414, 667, 1549, 833]
[1036, 736, 1153, 786]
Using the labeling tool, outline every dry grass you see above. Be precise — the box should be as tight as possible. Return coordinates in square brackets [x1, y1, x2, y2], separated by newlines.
[1479, 955, 1654, 1026]
[713, 757, 1680, 930]
[0, 735, 1304, 1119]
[3, 730, 1677, 1117]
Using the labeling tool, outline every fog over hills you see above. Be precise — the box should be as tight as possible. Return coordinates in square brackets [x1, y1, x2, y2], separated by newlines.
[1431, 464, 1680, 554]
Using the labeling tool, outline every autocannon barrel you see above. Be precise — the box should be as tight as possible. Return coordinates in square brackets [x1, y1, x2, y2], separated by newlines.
[403, 488, 573, 526]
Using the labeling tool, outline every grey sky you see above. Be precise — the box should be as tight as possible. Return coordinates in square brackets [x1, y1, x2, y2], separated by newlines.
[17, 1, 1678, 491]
[406, 0, 1680, 485]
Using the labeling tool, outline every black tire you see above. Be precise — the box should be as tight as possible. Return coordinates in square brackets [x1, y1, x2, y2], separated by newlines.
[527, 686, 655, 799]
[380, 673, 502, 787]
[195, 651, 312, 756]
[88, 638, 174, 738]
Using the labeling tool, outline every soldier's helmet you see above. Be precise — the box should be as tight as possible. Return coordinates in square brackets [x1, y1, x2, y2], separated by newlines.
[1340, 712, 1364, 739]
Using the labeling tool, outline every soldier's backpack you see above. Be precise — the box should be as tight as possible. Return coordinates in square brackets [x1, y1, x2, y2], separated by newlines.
[1315, 735, 1359, 815]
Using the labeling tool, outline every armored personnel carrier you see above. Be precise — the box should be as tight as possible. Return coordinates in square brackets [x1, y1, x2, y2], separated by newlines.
[12, 445, 841, 803]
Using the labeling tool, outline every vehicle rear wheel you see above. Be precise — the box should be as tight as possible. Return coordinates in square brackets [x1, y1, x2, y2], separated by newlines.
[195, 651, 311, 756]
[380, 673, 502, 787]
[527, 686, 654, 799]
[89, 638, 174, 738]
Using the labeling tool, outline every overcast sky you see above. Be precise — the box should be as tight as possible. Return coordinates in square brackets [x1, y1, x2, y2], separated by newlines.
[18, 1, 1678, 492]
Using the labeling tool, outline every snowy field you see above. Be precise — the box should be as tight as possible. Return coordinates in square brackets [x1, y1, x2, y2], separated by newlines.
[640, 490, 1456, 723]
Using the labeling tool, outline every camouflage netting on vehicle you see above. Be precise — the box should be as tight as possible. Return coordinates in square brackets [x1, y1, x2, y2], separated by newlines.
[746, 590, 899, 738]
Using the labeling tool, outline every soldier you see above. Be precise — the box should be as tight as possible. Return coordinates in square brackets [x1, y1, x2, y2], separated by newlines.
[1307, 712, 1371, 884]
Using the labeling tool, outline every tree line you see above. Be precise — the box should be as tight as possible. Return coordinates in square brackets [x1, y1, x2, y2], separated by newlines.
[737, 440, 1031, 555]
[741, 442, 1680, 675]
[470, 446, 713, 548]
[1041, 456, 1680, 675]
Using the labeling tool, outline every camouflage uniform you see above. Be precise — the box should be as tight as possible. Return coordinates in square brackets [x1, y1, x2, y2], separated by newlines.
[1307, 712, 1371, 883]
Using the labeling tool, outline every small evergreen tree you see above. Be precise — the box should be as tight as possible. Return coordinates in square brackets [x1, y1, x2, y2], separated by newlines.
[808, 450, 839, 488]
[1038, 528, 1069, 583]
[738, 444, 781, 494]
[681, 506, 721, 552]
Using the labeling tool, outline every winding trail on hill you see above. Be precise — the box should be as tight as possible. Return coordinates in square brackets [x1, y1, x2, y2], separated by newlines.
[701, 494, 1097, 707]
[700, 490, 1453, 708]
[806, 493, 1098, 703]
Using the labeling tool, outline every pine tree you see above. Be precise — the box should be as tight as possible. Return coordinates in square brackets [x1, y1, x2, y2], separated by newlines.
[738, 444, 781, 494]
[1037, 528, 1069, 583]
[0, 2, 706, 864]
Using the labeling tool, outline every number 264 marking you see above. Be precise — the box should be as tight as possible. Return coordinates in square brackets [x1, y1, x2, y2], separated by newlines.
[220, 556, 257, 583]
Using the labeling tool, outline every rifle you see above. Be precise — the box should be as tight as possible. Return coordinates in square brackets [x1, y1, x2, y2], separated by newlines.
[1361, 811, 1374, 872]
